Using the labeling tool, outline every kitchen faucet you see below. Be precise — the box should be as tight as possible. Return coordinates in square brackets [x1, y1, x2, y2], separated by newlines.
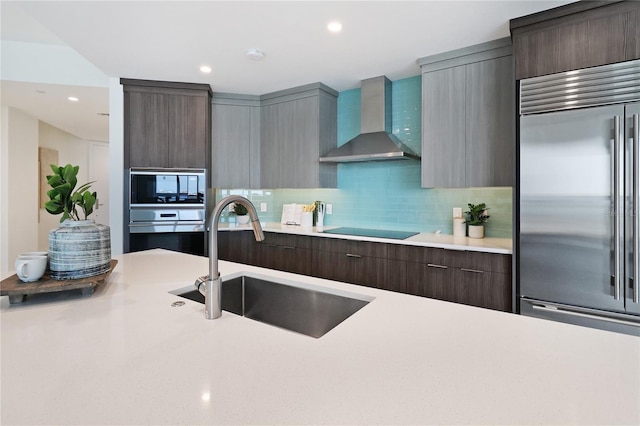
[195, 195, 264, 319]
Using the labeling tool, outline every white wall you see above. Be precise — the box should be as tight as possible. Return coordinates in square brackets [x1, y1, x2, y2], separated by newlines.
[0, 107, 39, 279]
[37, 122, 91, 250]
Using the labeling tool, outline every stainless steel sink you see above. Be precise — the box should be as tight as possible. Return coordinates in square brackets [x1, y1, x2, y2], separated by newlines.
[170, 274, 372, 338]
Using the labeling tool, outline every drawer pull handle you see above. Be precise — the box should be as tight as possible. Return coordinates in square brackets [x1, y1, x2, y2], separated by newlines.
[346, 253, 362, 258]
[461, 268, 484, 274]
[427, 263, 448, 269]
[282, 246, 295, 250]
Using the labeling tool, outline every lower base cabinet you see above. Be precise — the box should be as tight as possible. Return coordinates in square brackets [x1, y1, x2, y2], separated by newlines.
[310, 237, 406, 293]
[406, 262, 511, 311]
[218, 230, 511, 312]
[255, 233, 312, 276]
[312, 251, 406, 293]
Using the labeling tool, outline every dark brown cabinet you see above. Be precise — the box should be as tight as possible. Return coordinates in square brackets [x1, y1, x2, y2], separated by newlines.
[218, 230, 256, 266]
[122, 79, 211, 169]
[310, 238, 406, 293]
[404, 246, 512, 312]
[255, 233, 312, 276]
[218, 230, 511, 311]
[510, 1, 640, 80]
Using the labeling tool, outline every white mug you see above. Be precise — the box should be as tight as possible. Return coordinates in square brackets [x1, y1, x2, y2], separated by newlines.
[20, 251, 48, 258]
[15, 256, 48, 282]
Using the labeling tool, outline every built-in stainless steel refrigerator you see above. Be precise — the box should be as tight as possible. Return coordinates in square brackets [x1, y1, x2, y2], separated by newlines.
[519, 59, 640, 336]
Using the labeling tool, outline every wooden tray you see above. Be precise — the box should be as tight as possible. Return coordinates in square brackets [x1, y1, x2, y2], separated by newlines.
[1, 259, 118, 304]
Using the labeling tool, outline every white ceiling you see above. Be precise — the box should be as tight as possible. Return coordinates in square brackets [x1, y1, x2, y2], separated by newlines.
[1, 0, 575, 141]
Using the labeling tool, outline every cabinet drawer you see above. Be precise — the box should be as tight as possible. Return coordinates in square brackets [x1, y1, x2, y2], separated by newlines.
[312, 250, 405, 292]
[402, 246, 449, 265]
[446, 250, 511, 274]
[312, 237, 387, 258]
[406, 262, 512, 312]
[260, 232, 296, 249]
[403, 245, 511, 273]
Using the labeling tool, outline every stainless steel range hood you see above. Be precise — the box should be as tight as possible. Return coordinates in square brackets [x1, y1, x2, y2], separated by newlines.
[319, 76, 420, 163]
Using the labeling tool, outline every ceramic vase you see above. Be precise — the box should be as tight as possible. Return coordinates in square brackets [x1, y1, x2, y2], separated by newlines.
[49, 219, 111, 280]
[468, 225, 485, 239]
[236, 215, 250, 225]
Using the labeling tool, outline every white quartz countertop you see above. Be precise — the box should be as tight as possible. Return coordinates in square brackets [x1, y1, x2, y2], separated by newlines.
[221, 222, 513, 254]
[2, 249, 638, 425]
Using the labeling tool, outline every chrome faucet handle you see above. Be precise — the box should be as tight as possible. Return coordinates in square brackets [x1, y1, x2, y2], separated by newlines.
[195, 275, 208, 295]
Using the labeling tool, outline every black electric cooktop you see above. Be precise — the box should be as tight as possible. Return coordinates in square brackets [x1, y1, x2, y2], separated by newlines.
[322, 227, 419, 240]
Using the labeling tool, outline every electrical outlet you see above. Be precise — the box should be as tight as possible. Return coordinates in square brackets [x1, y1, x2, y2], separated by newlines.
[260, 202, 267, 212]
[326, 204, 333, 214]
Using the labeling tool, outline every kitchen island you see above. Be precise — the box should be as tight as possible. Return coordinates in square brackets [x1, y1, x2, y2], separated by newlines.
[1, 249, 638, 425]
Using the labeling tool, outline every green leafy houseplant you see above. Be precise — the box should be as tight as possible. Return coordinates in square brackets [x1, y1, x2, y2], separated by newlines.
[464, 203, 490, 226]
[45, 164, 97, 223]
[232, 203, 248, 216]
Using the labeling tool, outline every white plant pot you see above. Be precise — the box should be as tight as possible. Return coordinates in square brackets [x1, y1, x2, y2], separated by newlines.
[468, 225, 484, 239]
[236, 215, 250, 225]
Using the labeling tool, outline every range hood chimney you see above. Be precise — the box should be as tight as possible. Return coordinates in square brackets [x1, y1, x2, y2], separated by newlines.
[319, 76, 420, 163]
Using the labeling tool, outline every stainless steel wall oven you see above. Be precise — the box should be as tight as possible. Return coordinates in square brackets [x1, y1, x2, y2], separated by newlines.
[127, 168, 207, 255]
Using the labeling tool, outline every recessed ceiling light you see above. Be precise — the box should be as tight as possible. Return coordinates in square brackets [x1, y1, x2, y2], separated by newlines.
[246, 49, 265, 61]
[327, 21, 342, 33]
[68, 96, 79, 102]
[200, 65, 212, 74]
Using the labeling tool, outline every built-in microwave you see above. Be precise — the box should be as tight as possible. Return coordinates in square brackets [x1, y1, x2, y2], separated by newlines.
[129, 168, 206, 207]
[127, 168, 207, 255]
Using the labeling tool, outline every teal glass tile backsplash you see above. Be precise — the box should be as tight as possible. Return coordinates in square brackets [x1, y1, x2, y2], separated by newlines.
[218, 75, 512, 238]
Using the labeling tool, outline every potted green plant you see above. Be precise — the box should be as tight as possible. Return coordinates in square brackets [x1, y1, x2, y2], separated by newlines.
[45, 164, 97, 222]
[464, 203, 490, 239]
[232, 202, 250, 225]
[45, 164, 111, 280]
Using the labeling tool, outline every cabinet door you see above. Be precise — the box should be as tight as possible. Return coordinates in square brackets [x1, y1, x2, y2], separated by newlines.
[452, 269, 511, 312]
[261, 97, 320, 188]
[512, 2, 640, 79]
[421, 66, 466, 188]
[211, 103, 260, 188]
[311, 250, 388, 289]
[218, 231, 256, 265]
[406, 262, 456, 303]
[127, 91, 169, 167]
[169, 94, 208, 168]
[465, 56, 514, 187]
[255, 233, 312, 275]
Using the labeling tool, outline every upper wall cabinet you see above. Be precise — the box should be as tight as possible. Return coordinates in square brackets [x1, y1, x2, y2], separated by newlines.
[122, 79, 212, 170]
[211, 93, 261, 188]
[510, 1, 640, 80]
[260, 83, 338, 189]
[418, 38, 514, 188]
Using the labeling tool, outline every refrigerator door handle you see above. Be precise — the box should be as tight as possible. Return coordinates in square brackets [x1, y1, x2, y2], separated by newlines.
[613, 116, 622, 300]
[530, 303, 640, 328]
[634, 113, 639, 304]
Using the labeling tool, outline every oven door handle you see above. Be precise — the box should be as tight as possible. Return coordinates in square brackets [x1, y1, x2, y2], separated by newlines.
[129, 221, 205, 226]
[128, 222, 205, 234]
